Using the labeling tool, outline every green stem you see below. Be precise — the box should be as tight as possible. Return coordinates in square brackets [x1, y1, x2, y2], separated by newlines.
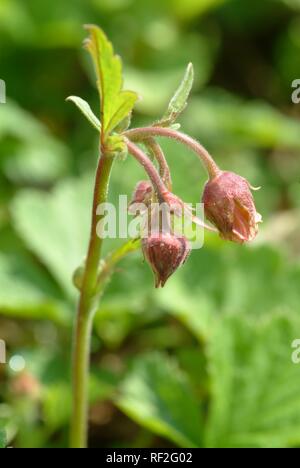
[70, 152, 114, 449]
[70, 306, 93, 449]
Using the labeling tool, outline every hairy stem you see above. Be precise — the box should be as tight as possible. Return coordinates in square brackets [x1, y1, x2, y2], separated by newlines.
[70, 152, 114, 449]
[144, 138, 172, 190]
[125, 127, 220, 179]
[125, 138, 169, 202]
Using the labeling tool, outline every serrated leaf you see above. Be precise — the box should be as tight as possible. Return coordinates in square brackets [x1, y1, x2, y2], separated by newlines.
[66, 96, 101, 132]
[155, 245, 300, 345]
[117, 353, 203, 447]
[205, 313, 300, 448]
[84, 25, 138, 138]
[11, 175, 93, 299]
[160, 63, 194, 126]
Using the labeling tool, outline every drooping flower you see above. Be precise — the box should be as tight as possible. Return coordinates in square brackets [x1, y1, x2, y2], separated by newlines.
[142, 232, 190, 288]
[202, 171, 262, 243]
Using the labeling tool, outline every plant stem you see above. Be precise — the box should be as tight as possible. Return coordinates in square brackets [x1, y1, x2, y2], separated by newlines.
[70, 152, 114, 449]
[125, 126, 220, 179]
[70, 306, 93, 449]
[125, 138, 169, 202]
[144, 138, 172, 189]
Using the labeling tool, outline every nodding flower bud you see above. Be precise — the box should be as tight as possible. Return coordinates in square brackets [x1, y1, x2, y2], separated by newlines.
[129, 180, 153, 214]
[142, 232, 190, 288]
[202, 171, 262, 244]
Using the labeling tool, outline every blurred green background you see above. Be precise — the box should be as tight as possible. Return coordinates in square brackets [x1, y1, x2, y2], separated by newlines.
[1, 0, 300, 449]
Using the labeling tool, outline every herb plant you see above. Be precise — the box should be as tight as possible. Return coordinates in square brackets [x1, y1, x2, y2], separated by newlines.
[68, 25, 261, 449]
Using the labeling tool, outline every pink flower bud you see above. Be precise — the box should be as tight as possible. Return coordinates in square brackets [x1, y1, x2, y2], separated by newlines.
[129, 180, 153, 214]
[142, 232, 190, 288]
[202, 171, 262, 244]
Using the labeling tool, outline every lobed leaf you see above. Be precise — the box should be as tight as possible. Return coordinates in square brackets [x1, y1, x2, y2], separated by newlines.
[117, 353, 203, 447]
[84, 25, 139, 139]
[11, 175, 93, 299]
[205, 313, 300, 448]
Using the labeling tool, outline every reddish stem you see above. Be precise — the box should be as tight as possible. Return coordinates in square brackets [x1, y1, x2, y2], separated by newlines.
[125, 138, 169, 203]
[125, 126, 220, 180]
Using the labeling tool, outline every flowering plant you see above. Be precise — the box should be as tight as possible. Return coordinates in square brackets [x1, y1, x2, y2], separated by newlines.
[68, 25, 261, 448]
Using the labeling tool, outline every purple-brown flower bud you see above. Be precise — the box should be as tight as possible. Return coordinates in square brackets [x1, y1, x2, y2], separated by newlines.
[142, 232, 190, 288]
[202, 171, 262, 244]
[129, 180, 153, 214]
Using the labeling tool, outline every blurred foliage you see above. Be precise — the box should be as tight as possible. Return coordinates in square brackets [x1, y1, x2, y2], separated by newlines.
[0, 0, 300, 449]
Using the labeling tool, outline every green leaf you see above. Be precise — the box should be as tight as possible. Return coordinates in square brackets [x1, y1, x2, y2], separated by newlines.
[0, 252, 68, 324]
[0, 428, 6, 449]
[117, 353, 203, 447]
[11, 175, 93, 299]
[84, 25, 138, 138]
[155, 278, 216, 341]
[155, 245, 300, 343]
[66, 96, 101, 132]
[205, 313, 300, 448]
[89, 368, 119, 404]
[113, 112, 132, 133]
[43, 383, 72, 431]
[160, 63, 194, 126]
[0, 101, 70, 184]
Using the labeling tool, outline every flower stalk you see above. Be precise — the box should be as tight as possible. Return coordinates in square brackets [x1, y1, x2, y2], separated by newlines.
[71, 150, 140, 449]
[125, 126, 220, 180]
[143, 138, 172, 189]
[70, 153, 114, 448]
[125, 138, 169, 203]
